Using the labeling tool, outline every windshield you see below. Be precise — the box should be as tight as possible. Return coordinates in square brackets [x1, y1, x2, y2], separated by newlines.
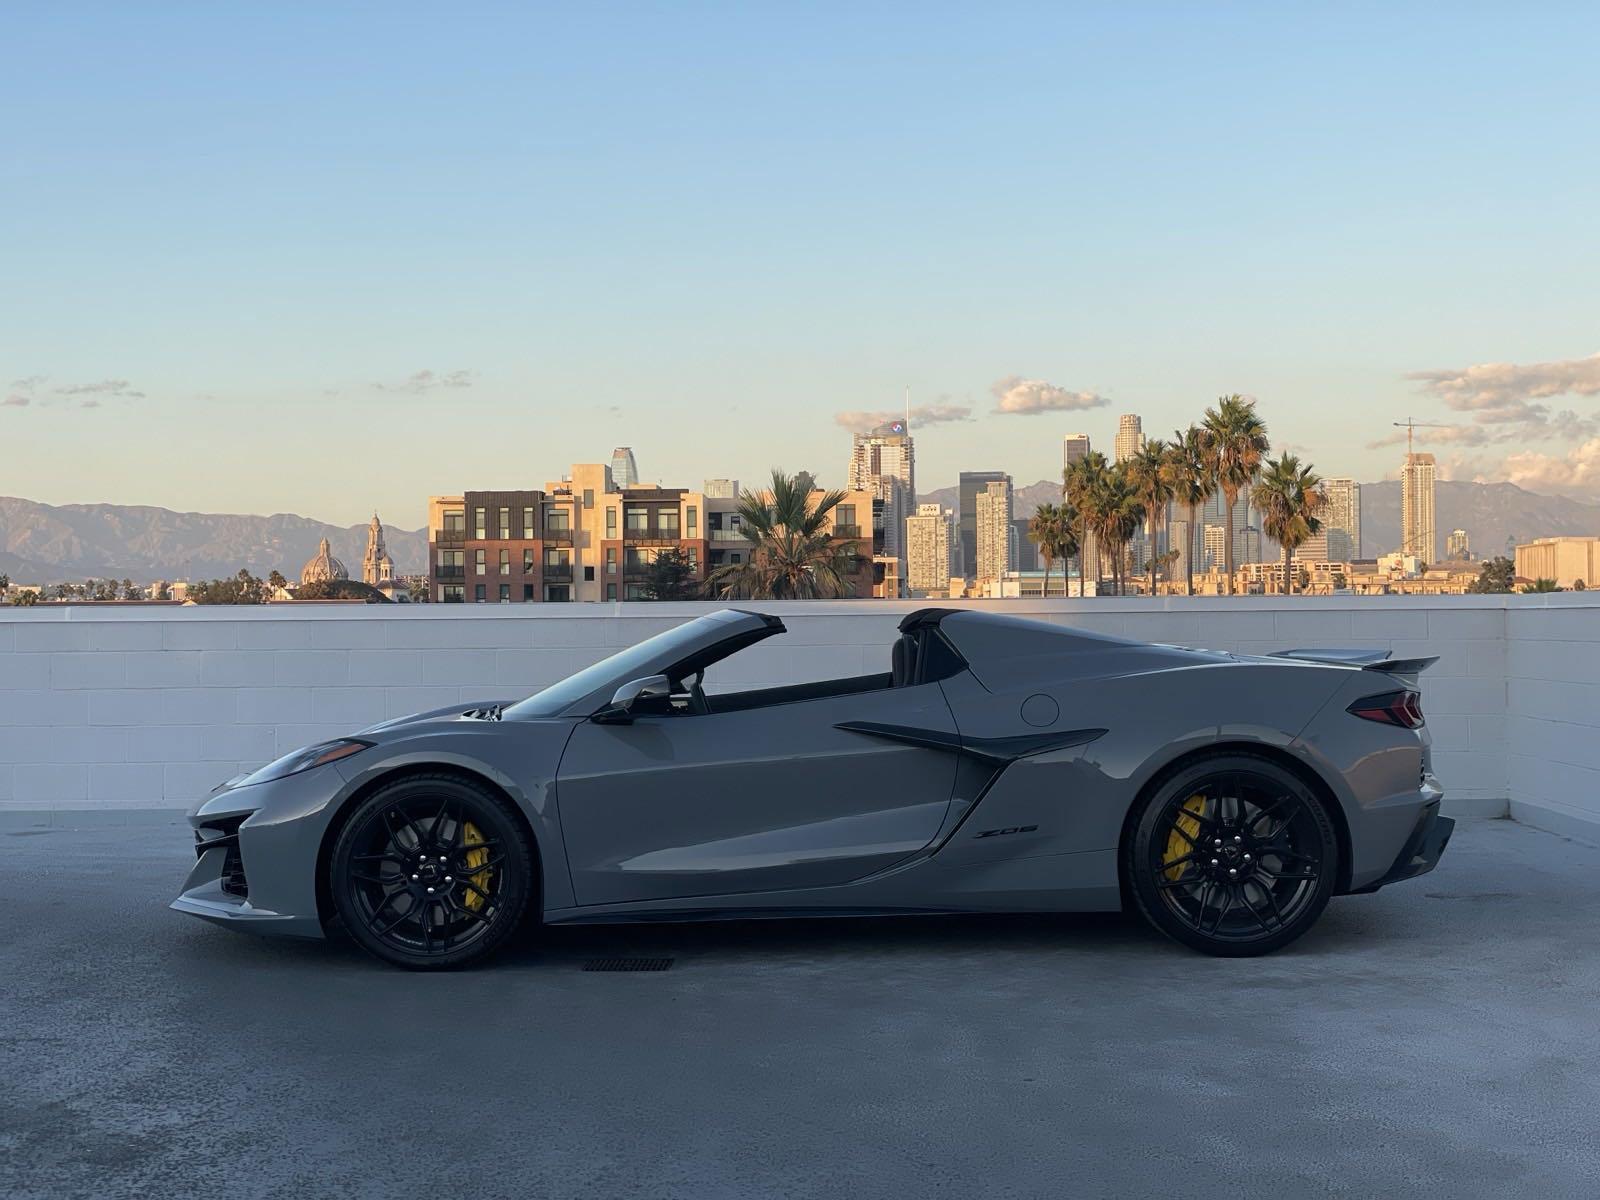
[503, 611, 747, 719]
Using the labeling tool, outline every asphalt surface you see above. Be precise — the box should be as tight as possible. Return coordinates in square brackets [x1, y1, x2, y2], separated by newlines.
[2, 815, 1598, 1200]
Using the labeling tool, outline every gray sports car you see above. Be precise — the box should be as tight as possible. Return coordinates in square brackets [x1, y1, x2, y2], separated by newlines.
[173, 608, 1452, 968]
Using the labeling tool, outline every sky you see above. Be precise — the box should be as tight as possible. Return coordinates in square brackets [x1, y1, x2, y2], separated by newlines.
[4, 1, 1600, 529]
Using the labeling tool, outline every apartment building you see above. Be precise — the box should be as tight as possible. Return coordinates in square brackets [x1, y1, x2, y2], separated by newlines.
[427, 464, 708, 602]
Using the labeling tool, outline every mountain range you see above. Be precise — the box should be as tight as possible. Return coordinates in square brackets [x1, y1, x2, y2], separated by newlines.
[918, 479, 1600, 560]
[0, 497, 427, 584]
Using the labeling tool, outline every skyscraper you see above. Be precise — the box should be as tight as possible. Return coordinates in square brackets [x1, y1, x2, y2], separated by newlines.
[958, 469, 1008, 581]
[1446, 528, 1470, 561]
[1321, 478, 1361, 559]
[1063, 432, 1091, 474]
[1114, 414, 1143, 463]
[905, 503, 954, 595]
[975, 478, 1014, 583]
[610, 447, 639, 489]
[1401, 453, 1437, 563]
[848, 419, 915, 592]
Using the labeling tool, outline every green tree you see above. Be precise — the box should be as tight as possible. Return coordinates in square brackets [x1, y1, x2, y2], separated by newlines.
[407, 576, 431, 603]
[268, 570, 288, 594]
[1166, 427, 1212, 597]
[1064, 451, 1109, 596]
[702, 469, 861, 600]
[0, 573, 9, 597]
[1467, 556, 1515, 594]
[1126, 438, 1175, 596]
[12, 589, 39, 606]
[189, 569, 271, 604]
[1027, 501, 1079, 598]
[295, 578, 392, 602]
[1200, 395, 1270, 595]
[1522, 578, 1560, 593]
[1251, 453, 1327, 595]
[1090, 463, 1145, 596]
[641, 547, 700, 600]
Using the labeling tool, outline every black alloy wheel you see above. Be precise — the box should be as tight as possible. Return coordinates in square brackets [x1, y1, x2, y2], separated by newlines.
[331, 775, 534, 969]
[1125, 754, 1338, 956]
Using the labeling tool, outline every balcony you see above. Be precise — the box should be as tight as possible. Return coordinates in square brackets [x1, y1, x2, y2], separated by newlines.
[433, 566, 465, 581]
[433, 529, 467, 547]
[624, 528, 683, 545]
[542, 528, 574, 546]
[542, 565, 573, 582]
[832, 524, 862, 540]
[708, 527, 748, 544]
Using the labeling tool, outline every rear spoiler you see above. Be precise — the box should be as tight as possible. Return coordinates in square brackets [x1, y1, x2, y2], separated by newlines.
[1269, 648, 1439, 674]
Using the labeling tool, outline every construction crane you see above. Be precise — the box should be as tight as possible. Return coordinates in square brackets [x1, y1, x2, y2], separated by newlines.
[1393, 417, 1452, 457]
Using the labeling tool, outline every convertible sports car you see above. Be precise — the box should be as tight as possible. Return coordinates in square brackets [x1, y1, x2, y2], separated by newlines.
[173, 608, 1452, 968]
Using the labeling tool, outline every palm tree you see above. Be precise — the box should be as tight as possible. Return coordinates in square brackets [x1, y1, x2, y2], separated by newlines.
[1167, 427, 1212, 596]
[1091, 464, 1145, 596]
[1251, 453, 1326, 595]
[1064, 451, 1108, 596]
[702, 469, 862, 599]
[1125, 438, 1175, 596]
[1200, 395, 1270, 595]
[1028, 502, 1079, 598]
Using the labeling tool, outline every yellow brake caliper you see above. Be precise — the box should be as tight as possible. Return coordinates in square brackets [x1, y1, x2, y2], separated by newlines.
[1164, 795, 1206, 881]
[462, 821, 494, 910]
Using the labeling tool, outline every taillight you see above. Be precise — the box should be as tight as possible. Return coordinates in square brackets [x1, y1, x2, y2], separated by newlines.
[1347, 690, 1424, 729]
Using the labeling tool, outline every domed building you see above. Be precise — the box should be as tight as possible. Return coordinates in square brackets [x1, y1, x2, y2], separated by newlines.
[300, 537, 349, 586]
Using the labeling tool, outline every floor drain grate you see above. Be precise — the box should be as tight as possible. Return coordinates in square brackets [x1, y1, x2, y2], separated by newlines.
[583, 956, 674, 972]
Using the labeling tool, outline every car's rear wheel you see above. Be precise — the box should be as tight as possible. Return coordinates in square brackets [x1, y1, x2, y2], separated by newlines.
[330, 774, 534, 970]
[1125, 754, 1338, 956]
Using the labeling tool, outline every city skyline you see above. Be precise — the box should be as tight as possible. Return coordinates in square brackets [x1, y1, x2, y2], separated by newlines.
[4, 6, 1600, 524]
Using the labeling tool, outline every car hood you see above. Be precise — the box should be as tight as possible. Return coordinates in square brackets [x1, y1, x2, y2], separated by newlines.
[358, 699, 511, 736]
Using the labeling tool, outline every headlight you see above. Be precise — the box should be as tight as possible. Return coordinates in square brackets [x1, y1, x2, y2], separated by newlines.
[243, 739, 371, 785]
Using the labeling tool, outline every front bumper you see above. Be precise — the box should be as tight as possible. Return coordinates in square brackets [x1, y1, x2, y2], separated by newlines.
[169, 764, 352, 939]
[1356, 798, 1455, 893]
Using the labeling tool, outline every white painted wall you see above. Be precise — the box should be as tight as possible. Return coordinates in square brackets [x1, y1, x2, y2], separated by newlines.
[0, 596, 1590, 833]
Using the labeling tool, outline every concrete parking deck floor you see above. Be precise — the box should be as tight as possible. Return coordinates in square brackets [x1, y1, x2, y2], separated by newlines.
[2, 816, 1598, 1200]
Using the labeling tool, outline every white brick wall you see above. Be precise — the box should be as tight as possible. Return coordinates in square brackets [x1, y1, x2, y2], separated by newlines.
[0, 596, 1590, 833]
[1505, 596, 1600, 842]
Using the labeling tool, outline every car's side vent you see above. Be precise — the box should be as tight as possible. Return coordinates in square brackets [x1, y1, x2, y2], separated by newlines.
[462, 704, 504, 721]
[582, 957, 674, 973]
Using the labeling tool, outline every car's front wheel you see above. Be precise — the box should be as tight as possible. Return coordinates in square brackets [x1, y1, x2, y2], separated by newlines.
[330, 774, 535, 969]
[1125, 754, 1338, 956]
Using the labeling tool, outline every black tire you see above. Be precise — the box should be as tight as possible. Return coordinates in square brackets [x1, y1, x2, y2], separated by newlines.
[330, 774, 535, 970]
[1125, 753, 1339, 957]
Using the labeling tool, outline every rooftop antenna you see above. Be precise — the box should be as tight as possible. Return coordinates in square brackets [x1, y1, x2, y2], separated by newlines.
[904, 385, 910, 429]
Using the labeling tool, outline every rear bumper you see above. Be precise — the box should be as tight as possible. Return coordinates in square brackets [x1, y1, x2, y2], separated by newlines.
[1355, 799, 1454, 893]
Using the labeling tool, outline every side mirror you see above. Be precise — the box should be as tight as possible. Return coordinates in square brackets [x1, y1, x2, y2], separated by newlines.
[593, 674, 672, 724]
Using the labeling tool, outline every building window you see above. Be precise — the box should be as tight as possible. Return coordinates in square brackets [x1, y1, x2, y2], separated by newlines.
[474, 584, 486, 602]
[731, 552, 742, 564]
[474, 508, 486, 539]
[584, 565, 595, 582]
[606, 583, 617, 600]
[498, 507, 510, 539]
[606, 508, 617, 538]
[442, 510, 465, 534]
[475, 549, 486, 575]
[686, 506, 698, 537]
[545, 507, 570, 532]
[625, 506, 649, 532]
[499, 549, 510, 575]
[583, 488, 594, 509]
[522, 507, 535, 539]
[836, 504, 855, 531]
[523, 549, 534, 573]
[443, 585, 464, 602]
[605, 547, 617, 575]
[499, 583, 510, 602]
[625, 584, 647, 600]
[523, 584, 535, 601]
[545, 549, 570, 567]
[546, 585, 571, 603]
[657, 510, 679, 535]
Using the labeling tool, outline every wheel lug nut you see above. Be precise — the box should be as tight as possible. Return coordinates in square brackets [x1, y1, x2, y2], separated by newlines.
[427, 887, 435, 894]
[411, 874, 419, 881]
[444, 876, 453, 883]
[1210, 859, 1219, 866]
[1234, 836, 1242, 844]
[1243, 854, 1252, 862]
[1228, 868, 1238, 877]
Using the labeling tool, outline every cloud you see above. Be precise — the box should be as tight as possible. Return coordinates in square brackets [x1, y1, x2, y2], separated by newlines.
[833, 403, 973, 434]
[1407, 352, 1600, 410]
[53, 378, 144, 398]
[373, 368, 476, 394]
[9, 375, 46, 391]
[990, 376, 1110, 416]
[2, 394, 29, 407]
[1498, 439, 1600, 498]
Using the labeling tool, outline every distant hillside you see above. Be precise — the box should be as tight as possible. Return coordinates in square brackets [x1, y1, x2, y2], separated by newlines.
[920, 478, 1600, 559]
[0, 497, 427, 584]
[1358, 480, 1600, 559]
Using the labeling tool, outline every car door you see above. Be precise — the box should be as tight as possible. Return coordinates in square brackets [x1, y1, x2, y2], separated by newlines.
[556, 681, 960, 906]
